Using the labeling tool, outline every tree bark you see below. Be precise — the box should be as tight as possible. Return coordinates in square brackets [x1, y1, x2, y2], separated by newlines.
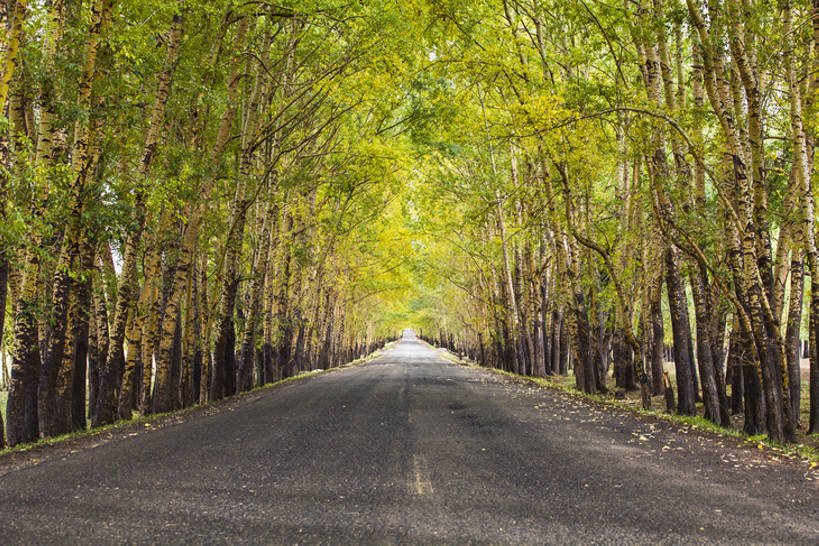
[665, 249, 696, 415]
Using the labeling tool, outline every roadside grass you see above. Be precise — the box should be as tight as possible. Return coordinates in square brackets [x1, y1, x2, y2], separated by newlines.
[0, 341, 396, 456]
[433, 347, 819, 465]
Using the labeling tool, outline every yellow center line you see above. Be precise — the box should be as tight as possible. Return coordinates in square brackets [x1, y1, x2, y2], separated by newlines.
[411, 454, 434, 496]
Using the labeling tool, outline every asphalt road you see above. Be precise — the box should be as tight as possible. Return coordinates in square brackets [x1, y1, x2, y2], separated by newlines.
[0, 334, 816, 544]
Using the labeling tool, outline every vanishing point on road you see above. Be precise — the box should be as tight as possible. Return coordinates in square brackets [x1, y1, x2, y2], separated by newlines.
[0, 331, 815, 543]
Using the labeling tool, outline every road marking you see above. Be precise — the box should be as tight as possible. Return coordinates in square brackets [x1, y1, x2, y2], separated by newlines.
[410, 455, 434, 495]
[408, 408, 413, 423]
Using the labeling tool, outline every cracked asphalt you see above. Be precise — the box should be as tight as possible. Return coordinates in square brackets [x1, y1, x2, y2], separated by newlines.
[0, 333, 816, 543]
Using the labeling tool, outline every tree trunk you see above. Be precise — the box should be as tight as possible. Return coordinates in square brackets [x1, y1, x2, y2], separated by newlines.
[726, 325, 744, 415]
[69, 237, 95, 432]
[198, 253, 211, 404]
[785, 252, 804, 427]
[690, 270, 727, 425]
[649, 285, 665, 395]
[665, 249, 696, 415]
[88, 266, 108, 420]
[6, 263, 42, 444]
[550, 307, 562, 375]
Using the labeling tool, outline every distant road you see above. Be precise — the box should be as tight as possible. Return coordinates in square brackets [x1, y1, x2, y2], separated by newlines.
[0, 336, 816, 543]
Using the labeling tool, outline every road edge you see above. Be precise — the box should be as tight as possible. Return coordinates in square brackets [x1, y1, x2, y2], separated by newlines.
[421, 339, 819, 469]
[0, 341, 398, 476]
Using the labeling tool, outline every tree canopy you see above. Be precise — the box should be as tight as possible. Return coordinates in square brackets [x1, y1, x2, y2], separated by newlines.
[1, 0, 819, 448]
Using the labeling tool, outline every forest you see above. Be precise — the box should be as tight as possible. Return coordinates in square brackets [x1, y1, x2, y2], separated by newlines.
[0, 0, 818, 451]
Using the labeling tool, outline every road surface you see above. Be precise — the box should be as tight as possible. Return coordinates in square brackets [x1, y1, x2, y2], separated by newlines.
[0, 334, 816, 543]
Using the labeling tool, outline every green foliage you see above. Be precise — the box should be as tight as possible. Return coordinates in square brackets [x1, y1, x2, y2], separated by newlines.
[3, 0, 818, 447]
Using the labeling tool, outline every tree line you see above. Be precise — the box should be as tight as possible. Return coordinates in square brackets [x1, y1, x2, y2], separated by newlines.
[407, 0, 819, 444]
[3, 0, 819, 450]
[0, 0, 410, 448]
